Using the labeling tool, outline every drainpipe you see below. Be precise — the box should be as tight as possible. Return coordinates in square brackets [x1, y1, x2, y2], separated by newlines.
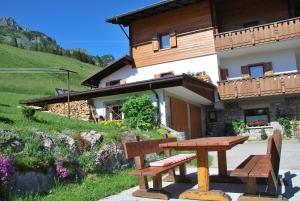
[149, 84, 161, 126]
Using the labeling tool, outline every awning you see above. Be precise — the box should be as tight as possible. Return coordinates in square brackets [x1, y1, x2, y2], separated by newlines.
[21, 74, 216, 106]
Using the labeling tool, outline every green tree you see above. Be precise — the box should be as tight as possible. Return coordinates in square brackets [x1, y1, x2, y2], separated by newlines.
[101, 54, 114, 66]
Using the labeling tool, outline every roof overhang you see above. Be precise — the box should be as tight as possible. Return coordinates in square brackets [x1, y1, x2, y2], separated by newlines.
[81, 55, 133, 88]
[21, 74, 216, 106]
[106, 0, 202, 26]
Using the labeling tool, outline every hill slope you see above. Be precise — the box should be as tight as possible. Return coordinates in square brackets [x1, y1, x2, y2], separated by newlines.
[0, 44, 100, 96]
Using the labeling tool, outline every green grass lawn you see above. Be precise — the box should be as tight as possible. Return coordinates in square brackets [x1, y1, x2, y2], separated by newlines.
[14, 171, 138, 201]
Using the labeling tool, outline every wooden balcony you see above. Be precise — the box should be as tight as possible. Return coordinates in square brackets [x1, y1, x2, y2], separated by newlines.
[218, 72, 300, 100]
[214, 17, 300, 51]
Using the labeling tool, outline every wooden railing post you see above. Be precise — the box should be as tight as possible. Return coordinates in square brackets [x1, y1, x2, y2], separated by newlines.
[280, 75, 286, 93]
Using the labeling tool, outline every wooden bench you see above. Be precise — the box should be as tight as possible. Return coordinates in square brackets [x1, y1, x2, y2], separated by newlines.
[231, 130, 285, 201]
[123, 136, 196, 200]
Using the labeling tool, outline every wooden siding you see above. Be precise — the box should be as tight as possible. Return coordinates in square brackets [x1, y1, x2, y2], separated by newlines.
[216, 0, 289, 32]
[170, 98, 189, 138]
[190, 104, 202, 139]
[215, 17, 300, 51]
[218, 72, 300, 100]
[130, 1, 215, 68]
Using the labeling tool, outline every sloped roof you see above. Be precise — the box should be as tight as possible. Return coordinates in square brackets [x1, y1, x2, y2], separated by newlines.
[21, 74, 215, 106]
[106, 0, 202, 26]
[81, 55, 134, 88]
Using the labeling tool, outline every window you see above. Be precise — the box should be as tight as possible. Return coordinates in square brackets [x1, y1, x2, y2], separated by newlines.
[244, 108, 269, 127]
[160, 72, 174, 78]
[160, 34, 170, 49]
[249, 65, 264, 78]
[106, 79, 121, 87]
[106, 104, 123, 120]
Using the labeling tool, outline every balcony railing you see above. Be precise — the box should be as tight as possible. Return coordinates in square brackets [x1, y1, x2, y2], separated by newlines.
[218, 72, 300, 100]
[214, 17, 300, 51]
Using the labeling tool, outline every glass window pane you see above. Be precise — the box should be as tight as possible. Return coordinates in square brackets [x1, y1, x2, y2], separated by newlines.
[160, 34, 170, 49]
[250, 66, 264, 78]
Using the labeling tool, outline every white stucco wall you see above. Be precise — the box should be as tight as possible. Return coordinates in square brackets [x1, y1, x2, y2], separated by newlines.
[99, 54, 220, 87]
[220, 49, 298, 79]
[93, 89, 167, 126]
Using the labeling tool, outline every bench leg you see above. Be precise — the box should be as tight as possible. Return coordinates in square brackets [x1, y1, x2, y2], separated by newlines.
[139, 175, 149, 190]
[163, 164, 193, 183]
[133, 174, 169, 200]
[267, 170, 278, 195]
[247, 177, 257, 194]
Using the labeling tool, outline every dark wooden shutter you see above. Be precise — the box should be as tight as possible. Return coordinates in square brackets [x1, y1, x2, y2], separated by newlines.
[264, 62, 273, 76]
[220, 68, 229, 80]
[241, 66, 250, 78]
[170, 31, 177, 48]
[152, 33, 159, 52]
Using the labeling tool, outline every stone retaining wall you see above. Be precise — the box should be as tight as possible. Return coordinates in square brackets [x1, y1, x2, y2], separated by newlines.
[207, 96, 300, 138]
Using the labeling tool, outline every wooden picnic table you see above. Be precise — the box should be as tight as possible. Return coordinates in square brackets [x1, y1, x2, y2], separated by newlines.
[159, 136, 249, 201]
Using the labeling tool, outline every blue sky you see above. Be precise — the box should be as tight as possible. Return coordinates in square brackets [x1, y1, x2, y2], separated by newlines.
[1, 0, 159, 58]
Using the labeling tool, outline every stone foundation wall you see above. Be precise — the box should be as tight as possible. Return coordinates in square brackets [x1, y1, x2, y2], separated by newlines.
[47, 100, 91, 121]
[207, 96, 300, 137]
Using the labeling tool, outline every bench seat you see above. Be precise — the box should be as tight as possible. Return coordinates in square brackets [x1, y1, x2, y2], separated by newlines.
[231, 155, 271, 178]
[131, 154, 196, 176]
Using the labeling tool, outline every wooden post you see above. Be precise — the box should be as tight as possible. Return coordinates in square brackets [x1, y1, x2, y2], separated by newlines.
[217, 150, 227, 176]
[67, 71, 70, 119]
[247, 177, 257, 194]
[197, 149, 209, 192]
[59, 68, 78, 119]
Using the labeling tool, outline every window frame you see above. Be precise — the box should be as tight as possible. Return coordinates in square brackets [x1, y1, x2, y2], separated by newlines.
[106, 79, 121, 87]
[249, 65, 265, 78]
[105, 102, 124, 120]
[160, 34, 171, 49]
[244, 108, 270, 127]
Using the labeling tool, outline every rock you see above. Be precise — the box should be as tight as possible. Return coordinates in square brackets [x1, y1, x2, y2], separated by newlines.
[37, 133, 54, 152]
[10, 140, 25, 153]
[15, 168, 56, 196]
[59, 134, 78, 155]
[0, 17, 24, 30]
[95, 144, 133, 172]
[79, 131, 103, 149]
[0, 129, 24, 153]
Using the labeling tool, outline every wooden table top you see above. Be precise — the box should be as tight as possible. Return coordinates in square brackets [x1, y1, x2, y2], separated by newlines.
[159, 136, 248, 151]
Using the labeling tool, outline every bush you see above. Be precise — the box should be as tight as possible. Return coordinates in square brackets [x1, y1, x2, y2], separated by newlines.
[21, 106, 36, 119]
[277, 116, 292, 138]
[260, 128, 268, 140]
[230, 119, 245, 135]
[78, 151, 97, 173]
[122, 95, 157, 130]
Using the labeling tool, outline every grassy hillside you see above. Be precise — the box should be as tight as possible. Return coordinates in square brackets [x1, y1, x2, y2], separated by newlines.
[0, 44, 99, 96]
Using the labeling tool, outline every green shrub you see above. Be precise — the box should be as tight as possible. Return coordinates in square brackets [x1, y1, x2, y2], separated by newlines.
[21, 106, 36, 119]
[277, 116, 292, 138]
[260, 128, 268, 140]
[122, 95, 157, 130]
[78, 151, 97, 173]
[230, 119, 245, 135]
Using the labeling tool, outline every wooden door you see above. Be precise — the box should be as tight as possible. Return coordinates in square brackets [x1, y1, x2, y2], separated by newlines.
[190, 104, 202, 139]
[170, 98, 189, 138]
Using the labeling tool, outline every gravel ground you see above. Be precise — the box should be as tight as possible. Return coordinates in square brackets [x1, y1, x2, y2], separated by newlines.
[100, 140, 300, 201]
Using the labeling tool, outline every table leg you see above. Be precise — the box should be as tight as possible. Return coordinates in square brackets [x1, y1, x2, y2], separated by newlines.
[179, 149, 230, 201]
[210, 150, 243, 184]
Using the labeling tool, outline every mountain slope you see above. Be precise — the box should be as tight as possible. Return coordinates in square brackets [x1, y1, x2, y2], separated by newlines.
[0, 17, 115, 66]
[0, 44, 100, 96]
